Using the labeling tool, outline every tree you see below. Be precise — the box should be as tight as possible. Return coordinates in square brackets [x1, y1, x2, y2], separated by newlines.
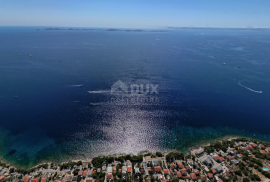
[9, 168, 15, 173]
[243, 177, 250, 182]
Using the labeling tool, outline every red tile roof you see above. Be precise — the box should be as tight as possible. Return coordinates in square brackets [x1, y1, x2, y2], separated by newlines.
[176, 171, 182, 178]
[211, 168, 217, 174]
[164, 169, 169, 174]
[85, 178, 93, 182]
[260, 150, 266, 154]
[31, 178, 40, 182]
[201, 175, 206, 181]
[78, 170, 83, 175]
[177, 163, 184, 168]
[127, 167, 131, 173]
[171, 164, 177, 168]
[24, 176, 30, 182]
[118, 169, 121, 172]
[226, 172, 231, 177]
[66, 177, 71, 182]
[41, 177, 47, 182]
[107, 174, 113, 179]
[208, 173, 213, 178]
[141, 169, 144, 173]
[170, 169, 173, 174]
[190, 173, 197, 180]
[194, 169, 200, 175]
[243, 161, 247, 165]
[154, 166, 162, 172]
[92, 170, 96, 174]
[186, 166, 191, 170]
[147, 167, 152, 171]
[183, 176, 191, 179]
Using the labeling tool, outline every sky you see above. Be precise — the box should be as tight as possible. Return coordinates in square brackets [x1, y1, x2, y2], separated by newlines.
[0, 0, 270, 28]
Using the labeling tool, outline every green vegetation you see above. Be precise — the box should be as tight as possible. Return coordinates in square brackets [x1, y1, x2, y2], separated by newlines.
[156, 152, 163, 157]
[166, 152, 184, 162]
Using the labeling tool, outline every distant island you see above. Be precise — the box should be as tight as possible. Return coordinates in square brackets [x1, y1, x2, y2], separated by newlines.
[1, 137, 270, 182]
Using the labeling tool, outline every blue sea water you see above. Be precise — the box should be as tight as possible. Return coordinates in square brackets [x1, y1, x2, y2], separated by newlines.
[0, 27, 270, 167]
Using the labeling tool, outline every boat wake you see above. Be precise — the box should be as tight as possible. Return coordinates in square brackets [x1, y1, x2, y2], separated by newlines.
[238, 81, 262, 93]
[87, 90, 110, 94]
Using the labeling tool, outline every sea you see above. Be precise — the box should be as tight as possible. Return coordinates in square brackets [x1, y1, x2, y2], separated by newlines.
[0, 27, 270, 168]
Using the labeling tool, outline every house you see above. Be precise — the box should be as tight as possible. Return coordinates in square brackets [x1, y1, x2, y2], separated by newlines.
[183, 176, 191, 179]
[154, 166, 162, 172]
[194, 169, 200, 175]
[214, 165, 223, 173]
[208, 173, 213, 179]
[66, 177, 71, 182]
[31, 178, 40, 182]
[102, 166, 106, 172]
[106, 174, 113, 181]
[170, 169, 173, 174]
[113, 166, 116, 174]
[186, 166, 191, 172]
[260, 150, 267, 154]
[203, 155, 212, 165]
[249, 143, 257, 148]
[211, 168, 217, 174]
[243, 161, 247, 166]
[97, 168, 101, 173]
[147, 167, 152, 172]
[227, 155, 234, 160]
[259, 144, 265, 148]
[127, 166, 131, 174]
[226, 172, 231, 177]
[267, 148, 270, 152]
[190, 173, 197, 181]
[176, 171, 182, 178]
[218, 179, 223, 182]
[181, 168, 187, 176]
[201, 175, 206, 181]
[236, 154, 242, 158]
[231, 160, 239, 165]
[78, 170, 83, 176]
[214, 155, 222, 163]
[41, 178, 47, 182]
[122, 166, 127, 173]
[134, 168, 140, 175]
[140, 169, 144, 174]
[196, 149, 204, 156]
[171, 164, 177, 169]
[177, 162, 184, 169]
[85, 178, 93, 182]
[83, 170, 88, 178]
[108, 166, 112, 174]
[163, 169, 169, 175]
[23, 176, 30, 182]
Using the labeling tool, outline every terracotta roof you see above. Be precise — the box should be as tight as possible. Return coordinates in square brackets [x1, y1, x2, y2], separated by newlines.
[243, 161, 247, 165]
[41, 177, 47, 182]
[164, 169, 169, 174]
[24, 176, 30, 182]
[170, 169, 173, 174]
[154, 166, 162, 172]
[177, 163, 184, 168]
[83, 170, 87, 177]
[141, 169, 144, 173]
[186, 166, 190, 170]
[127, 167, 131, 173]
[211, 168, 217, 174]
[92, 170, 96, 174]
[190, 173, 197, 180]
[183, 176, 191, 179]
[228, 155, 233, 160]
[78, 170, 83, 175]
[66, 177, 71, 182]
[215, 155, 221, 161]
[208, 173, 213, 178]
[201, 175, 206, 181]
[118, 169, 122, 172]
[171, 164, 177, 168]
[226, 172, 231, 177]
[176, 171, 182, 178]
[31, 178, 40, 182]
[147, 167, 152, 171]
[107, 174, 113, 179]
[261, 150, 267, 154]
[194, 169, 200, 175]
[113, 166, 116, 170]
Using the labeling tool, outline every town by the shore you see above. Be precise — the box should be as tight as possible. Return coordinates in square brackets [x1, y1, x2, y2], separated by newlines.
[1, 137, 270, 182]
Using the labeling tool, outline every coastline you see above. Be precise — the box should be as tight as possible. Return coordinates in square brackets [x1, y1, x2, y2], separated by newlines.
[0, 134, 262, 169]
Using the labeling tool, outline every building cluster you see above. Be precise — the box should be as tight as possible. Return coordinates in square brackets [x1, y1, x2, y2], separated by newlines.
[1, 138, 270, 182]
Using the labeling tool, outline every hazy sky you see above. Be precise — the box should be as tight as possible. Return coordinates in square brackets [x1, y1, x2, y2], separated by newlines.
[0, 0, 270, 28]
